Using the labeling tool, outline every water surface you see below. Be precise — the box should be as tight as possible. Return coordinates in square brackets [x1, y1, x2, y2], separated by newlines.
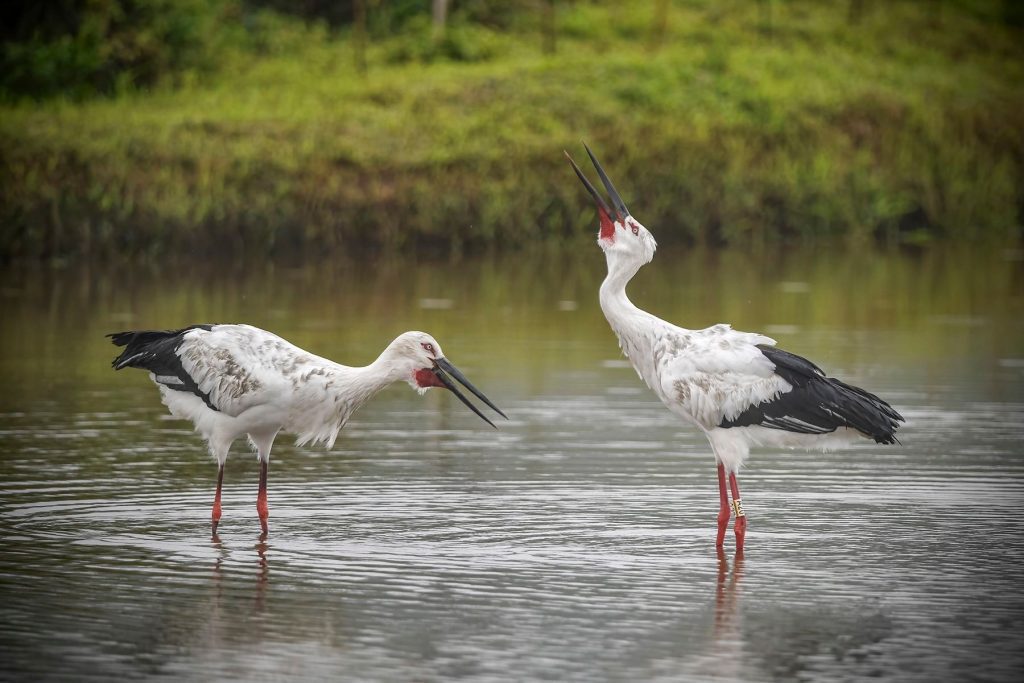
[2, 246, 1023, 681]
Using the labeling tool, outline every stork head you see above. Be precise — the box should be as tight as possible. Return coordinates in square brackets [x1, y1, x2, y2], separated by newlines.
[565, 144, 657, 268]
[390, 331, 507, 428]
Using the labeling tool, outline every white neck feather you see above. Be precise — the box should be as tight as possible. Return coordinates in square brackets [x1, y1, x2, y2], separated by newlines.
[599, 250, 650, 336]
[597, 249, 678, 399]
[343, 345, 416, 406]
[290, 344, 415, 449]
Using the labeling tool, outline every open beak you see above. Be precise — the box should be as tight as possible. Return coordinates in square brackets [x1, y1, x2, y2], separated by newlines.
[583, 143, 631, 220]
[432, 357, 508, 429]
[564, 144, 631, 237]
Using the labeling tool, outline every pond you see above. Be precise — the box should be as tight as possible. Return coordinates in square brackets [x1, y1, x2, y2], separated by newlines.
[1, 244, 1023, 681]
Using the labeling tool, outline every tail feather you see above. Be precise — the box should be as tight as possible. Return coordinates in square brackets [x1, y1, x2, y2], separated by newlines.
[108, 324, 219, 411]
[721, 344, 906, 445]
[108, 325, 213, 371]
[826, 378, 904, 445]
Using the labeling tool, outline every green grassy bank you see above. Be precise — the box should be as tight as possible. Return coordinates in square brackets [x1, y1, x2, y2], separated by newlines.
[2, 1, 1022, 260]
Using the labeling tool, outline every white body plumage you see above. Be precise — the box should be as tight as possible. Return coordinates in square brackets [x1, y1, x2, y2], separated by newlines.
[600, 268, 861, 473]
[568, 144, 903, 549]
[110, 324, 504, 532]
[159, 325, 430, 459]
[112, 324, 502, 463]
[568, 146, 903, 476]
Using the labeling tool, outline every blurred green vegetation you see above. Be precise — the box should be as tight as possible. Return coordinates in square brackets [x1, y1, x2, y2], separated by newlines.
[1, 1, 1022, 259]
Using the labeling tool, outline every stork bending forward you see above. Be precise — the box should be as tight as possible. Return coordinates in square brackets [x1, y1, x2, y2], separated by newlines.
[110, 325, 506, 534]
[567, 146, 904, 551]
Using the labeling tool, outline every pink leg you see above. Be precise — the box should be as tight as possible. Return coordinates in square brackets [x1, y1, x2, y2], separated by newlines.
[212, 463, 224, 533]
[728, 471, 746, 551]
[716, 463, 730, 547]
[256, 459, 269, 534]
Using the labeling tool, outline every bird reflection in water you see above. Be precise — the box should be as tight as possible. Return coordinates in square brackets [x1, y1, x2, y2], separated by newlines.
[208, 531, 270, 611]
[712, 548, 745, 675]
[715, 548, 744, 638]
[255, 532, 270, 610]
[695, 548, 747, 679]
[211, 531, 224, 578]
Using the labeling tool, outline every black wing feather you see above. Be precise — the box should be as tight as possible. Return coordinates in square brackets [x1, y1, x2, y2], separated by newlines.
[719, 345, 904, 444]
[108, 325, 219, 411]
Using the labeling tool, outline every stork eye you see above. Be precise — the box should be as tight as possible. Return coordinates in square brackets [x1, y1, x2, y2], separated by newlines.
[421, 342, 435, 355]
[631, 224, 639, 235]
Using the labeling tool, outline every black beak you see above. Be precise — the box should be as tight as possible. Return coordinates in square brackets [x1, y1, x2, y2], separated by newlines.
[432, 357, 507, 429]
[565, 144, 630, 222]
[583, 143, 630, 220]
[565, 150, 615, 222]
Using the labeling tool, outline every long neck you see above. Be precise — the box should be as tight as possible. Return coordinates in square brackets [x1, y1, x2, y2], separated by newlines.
[597, 250, 679, 401]
[344, 348, 412, 408]
[599, 251, 646, 331]
[296, 348, 408, 415]
[598, 250, 678, 390]
[286, 349, 409, 449]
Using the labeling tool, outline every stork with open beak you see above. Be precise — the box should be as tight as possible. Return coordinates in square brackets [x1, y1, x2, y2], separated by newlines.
[566, 145, 904, 550]
[110, 325, 507, 534]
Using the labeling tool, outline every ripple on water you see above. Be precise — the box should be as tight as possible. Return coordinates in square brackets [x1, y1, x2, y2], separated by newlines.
[2, 378, 1024, 681]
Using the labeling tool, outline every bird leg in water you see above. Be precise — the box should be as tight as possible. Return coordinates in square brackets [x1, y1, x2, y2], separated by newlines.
[716, 463, 731, 547]
[212, 463, 224, 533]
[729, 471, 746, 550]
[257, 460, 269, 534]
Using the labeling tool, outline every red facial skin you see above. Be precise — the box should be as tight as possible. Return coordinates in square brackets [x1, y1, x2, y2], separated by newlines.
[598, 207, 616, 242]
[414, 368, 444, 388]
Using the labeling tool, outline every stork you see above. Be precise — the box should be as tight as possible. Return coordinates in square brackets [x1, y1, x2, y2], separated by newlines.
[109, 324, 506, 534]
[566, 146, 904, 551]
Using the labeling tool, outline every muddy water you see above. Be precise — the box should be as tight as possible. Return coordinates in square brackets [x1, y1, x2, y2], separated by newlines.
[1, 246, 1022, 681]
